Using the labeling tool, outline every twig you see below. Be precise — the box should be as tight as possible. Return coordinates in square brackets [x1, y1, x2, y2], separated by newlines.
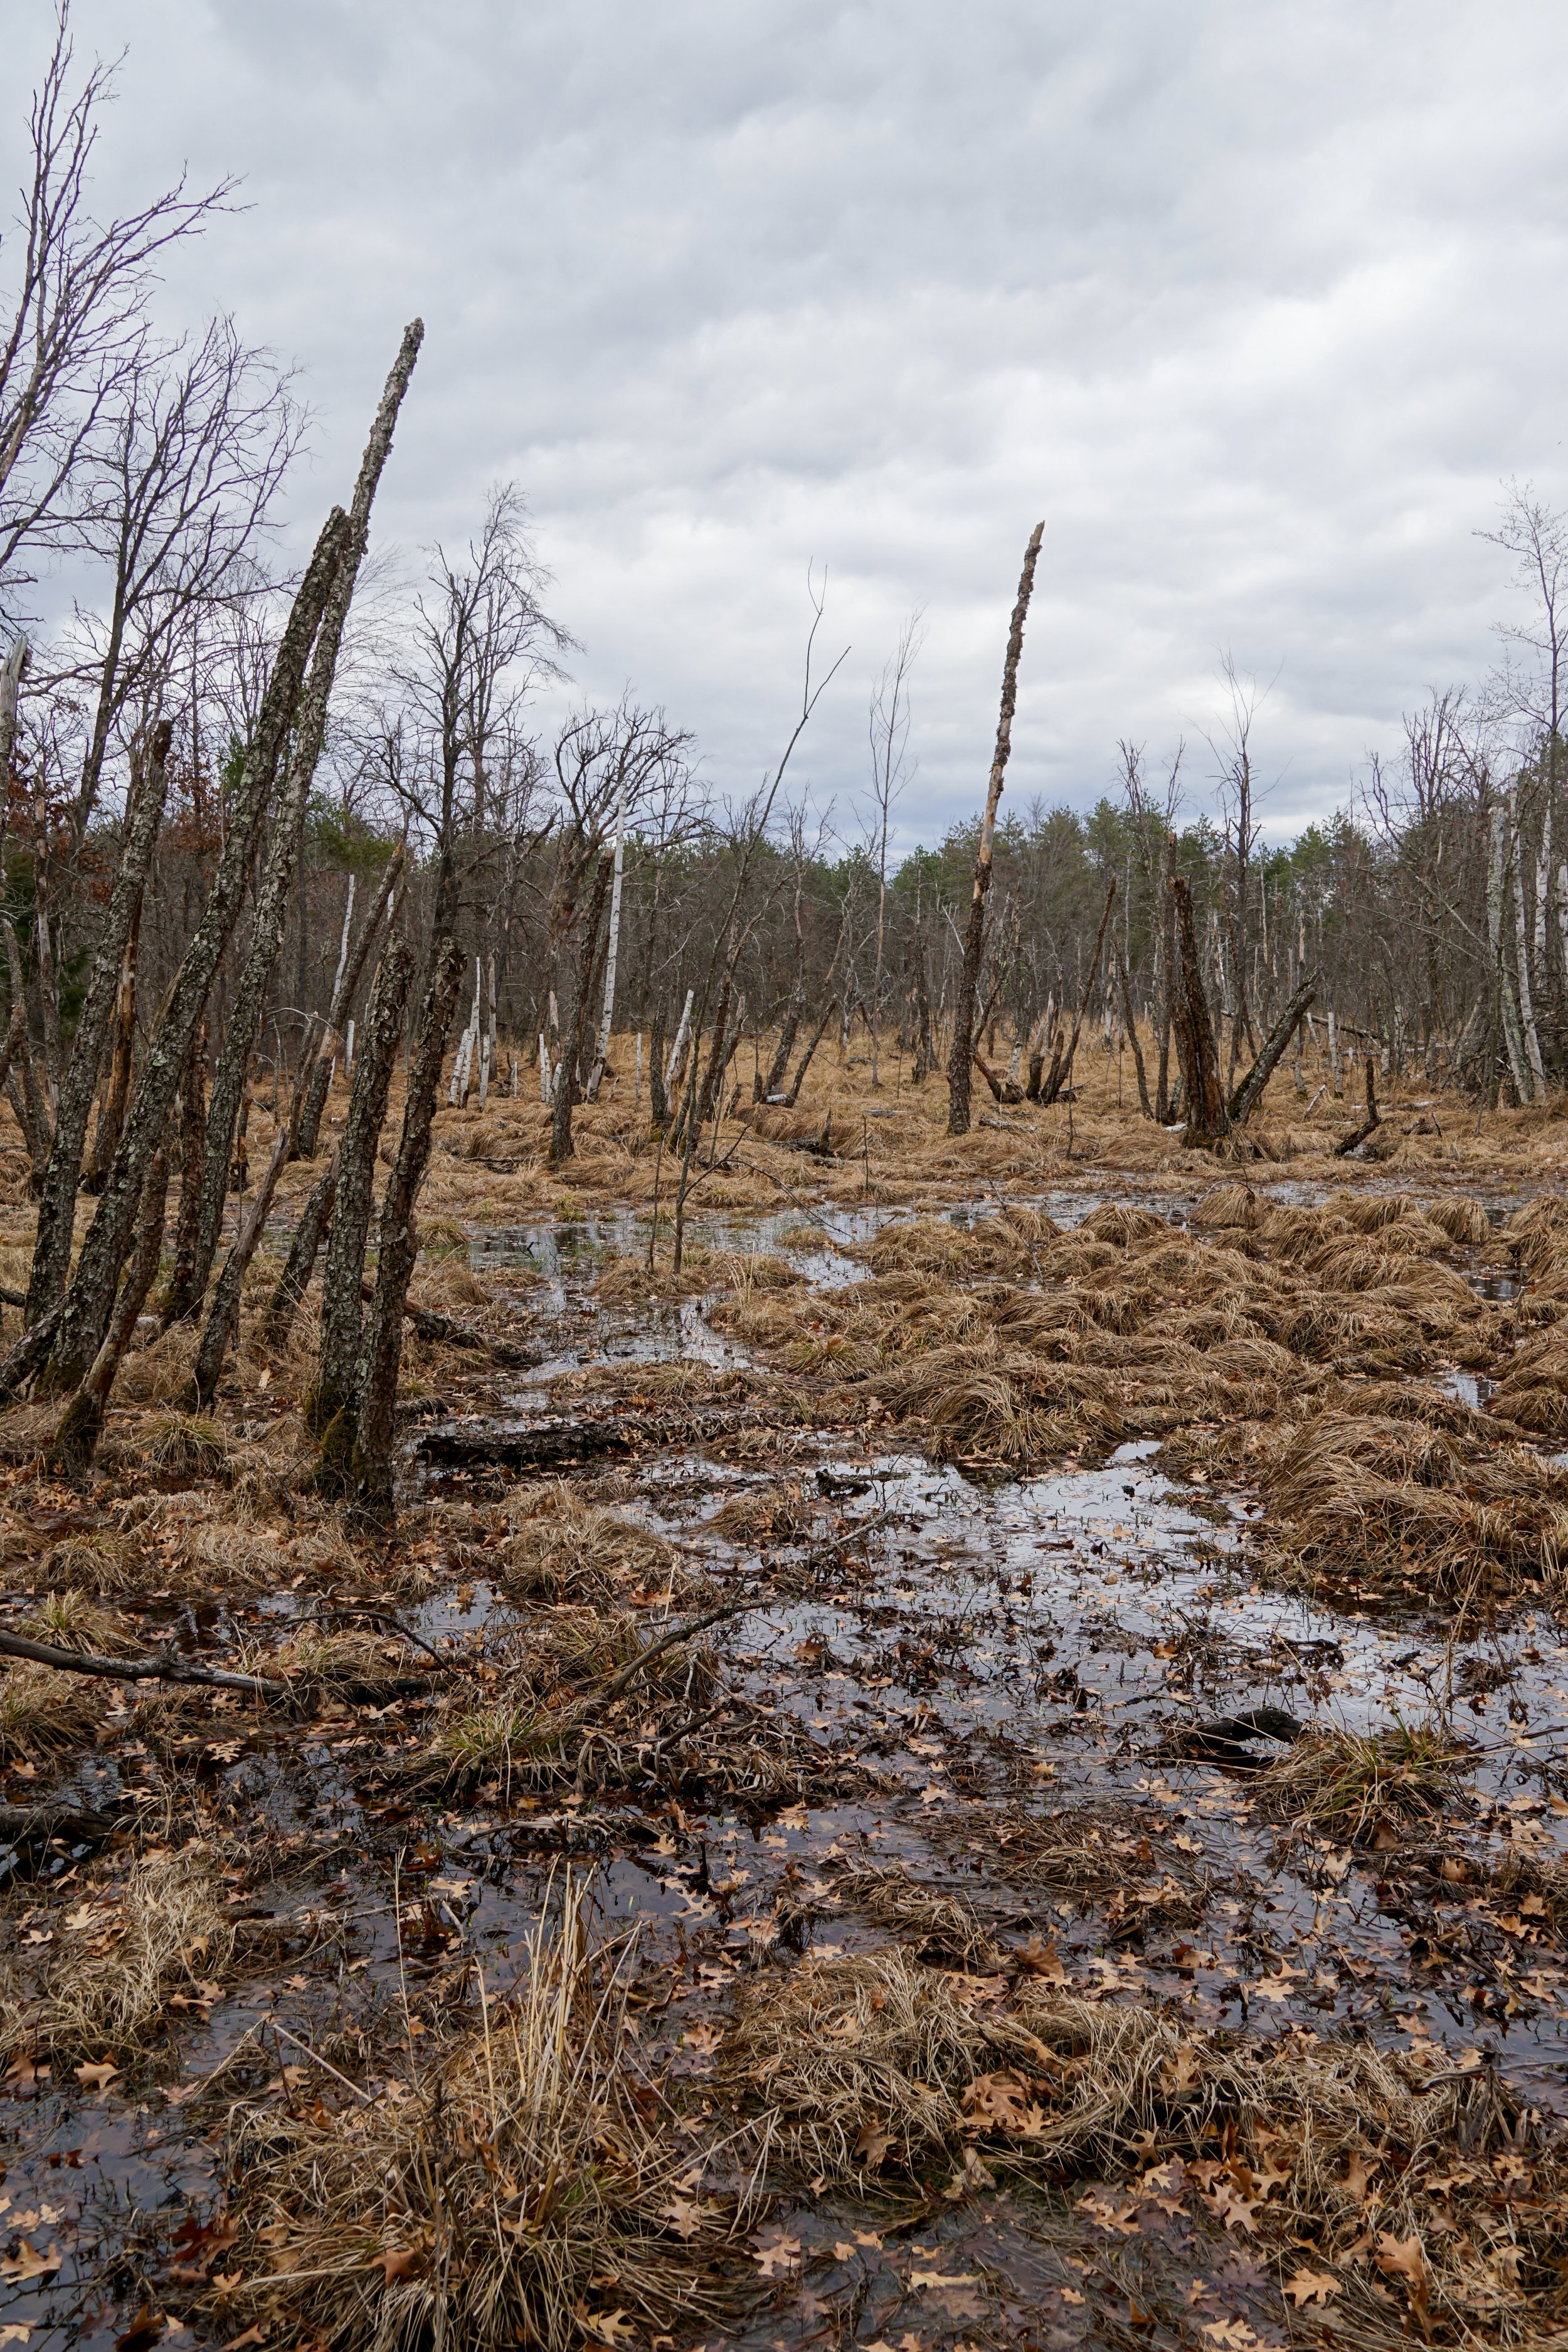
[597, 1597, 761, 1707]
[306, 1603, 479, 1678]
[269, 2020, 374, 2107]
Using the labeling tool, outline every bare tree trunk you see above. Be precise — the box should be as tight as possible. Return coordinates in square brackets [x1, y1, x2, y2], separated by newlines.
[34, 505, 351, 1401]
[1115, 944, 1152, 1118]
[158, 1019, 208, 1325]
[295, 844, 406, 1159]
[262, 1149, 337, 1349]
[549, 852, 612, 1163]
[26, 721, 171, 1320]
[1512, 793, 1549, 1099]
[1170, 876, 1229, 1145]
[1229, 970, 1319, 1126]
[46, 1150, 169, 1474]
[192, 1121, 292, 1411]
[586, 774, 628, 1100]
[342, 940, 463, 1522]
[179, 328, 422, 1319]
[308, 936, 413, 1436]
[83, 894, 141, 1191]
[1040, 880, 1117, 1106]
[785, 995, 839, 1106]
[946, 523, 1043, 1137]
[1490, 792, 1533, 1103]
[0, 637, 27, 781]
[3, 913, 49, 1183]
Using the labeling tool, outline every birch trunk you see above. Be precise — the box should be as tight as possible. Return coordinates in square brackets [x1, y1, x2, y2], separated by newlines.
[1490, 792, 1534, 1103]
[586, 774, 628, 1100]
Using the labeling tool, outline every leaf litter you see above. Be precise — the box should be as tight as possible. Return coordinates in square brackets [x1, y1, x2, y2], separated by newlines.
[3, 1175, 1568, 2345]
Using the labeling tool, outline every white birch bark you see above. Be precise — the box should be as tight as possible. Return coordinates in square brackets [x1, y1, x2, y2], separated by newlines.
[665, 988, 694, 1090]
[586, 773, 629, 1101]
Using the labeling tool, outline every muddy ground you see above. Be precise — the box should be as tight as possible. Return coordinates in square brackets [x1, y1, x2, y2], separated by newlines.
[3, 1048, 1568, 2351]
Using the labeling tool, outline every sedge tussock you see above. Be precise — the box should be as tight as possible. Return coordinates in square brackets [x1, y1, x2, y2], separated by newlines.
[38, 1527, 151, 1596]
[14, 1589, 140, 1655]
[1, 1849, 233, 2065]
[707, 1480, 817, 1544]
[498, 1482, 702, 1608]
[1423, 1194, 1495, 1245]
[949, 1801, 1212, 1916]
[1261, 1409, 1568, 1592]
[221, 1877, 752, 2352]
[143, 1413, 228, 1481]
[1254, 1720, 1474, 1843]
[1189, 1182, 1266, 1231]
[830, 1863, 1009, 1969]
[114, 1325, 199, 1406]
[1076, 1201, 1169, 1246]
[0, 1660, 103, 1759]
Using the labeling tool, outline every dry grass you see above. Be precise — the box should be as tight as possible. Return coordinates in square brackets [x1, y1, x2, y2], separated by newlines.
[220, 1877, 751, 2352]
[497, 1483, 703, 1608]
[1259, 1407, 1568, 1592]
[721, 1945, 1568, 2338]
[829, 1863, 1008, 1969]
[1254, 1720, 1474, 1844]
[707, 1479, 818, 1545]
[947, 1801, 1213, 1926]
[143, 1413, 228, 1482]
[0, 1659, 103, 1759]
[1, 1849, 233, 2065]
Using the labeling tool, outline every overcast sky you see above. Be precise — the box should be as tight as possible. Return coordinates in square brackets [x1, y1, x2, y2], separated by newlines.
[21, 1, 1568, 852]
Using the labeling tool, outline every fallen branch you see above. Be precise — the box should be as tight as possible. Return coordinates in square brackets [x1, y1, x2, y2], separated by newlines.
[596, 1596, 761, 1706]
[1333, 1054, 1382, 1157]
[0, 1625, 286, 1699]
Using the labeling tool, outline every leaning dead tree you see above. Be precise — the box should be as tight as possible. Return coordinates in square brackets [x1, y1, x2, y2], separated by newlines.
[161, 320, 423, 1329]
[20, 504, 352, 1402]
[946, 523, 1043, 1138]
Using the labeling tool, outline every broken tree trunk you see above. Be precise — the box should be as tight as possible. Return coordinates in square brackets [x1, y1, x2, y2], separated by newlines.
[34, 504, 351, 1401]
[946, 522, 1043, 1138]
[26, 721, 171, 1322]
[1229, 968, 1320, 1127]
[342, 938, 464, 1522]
[46, 1148, 169, 1473]
[1170, 873, 1229, 1146]
[307, 935, 413, 1436]
[1333, 1055, 1382, 1157]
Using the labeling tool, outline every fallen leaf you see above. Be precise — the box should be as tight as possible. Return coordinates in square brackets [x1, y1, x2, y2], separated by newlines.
[750, 2225, 802, 2278]
[659, 2196, 718, 2241]
[1286, 2268, 1340, 2307]
[909, 2269, 984, 2319]
[681, 2023, 723, 2058]
[1015, 1933, 1065, 1981]
[75, 2057, 120, 2089]
[376, 2248, 426, 2282]
[1200, 2324, 1263, 2350]
[854, 2122, 894, 2168]
[582, 2314, 638, 2348]
[114, 2314, 168, 2352]
[1074, 2190, 1140, 2235]
[1375, 2232, 1426, 2287]
[0, 2241, 61, 2285]
[961, 2069, 1047, 2137]
[1343, 2151, 1379, 2203]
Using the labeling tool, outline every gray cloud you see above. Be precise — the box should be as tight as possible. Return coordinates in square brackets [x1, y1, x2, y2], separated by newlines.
[24, 0, 1568, 846]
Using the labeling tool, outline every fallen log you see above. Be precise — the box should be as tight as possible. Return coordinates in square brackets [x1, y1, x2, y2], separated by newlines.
[0, 1625, 285, 1699]
[1333, 1054, 1382, 1157]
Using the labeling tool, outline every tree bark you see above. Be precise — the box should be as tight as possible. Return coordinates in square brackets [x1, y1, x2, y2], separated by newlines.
[342, 938, 463, 1523]
[549, 851, 612, 1163]
[1039, 880, 1117, 1106]
[1115, 944, 1153, 1118]
[295, 845, 406, 1160]
[307, 935, 413, 1434]
[586, 774, 628, 1099]
[192, 1119, 293, 1411]
[25, 721, 171, 1321]
[83, 893, 141, 1192]
[177, 327, 422, 1321]
[1229, 969, 1319, 1126]
[946, 522, 1043, 1136]
[262, 1148, 337, 1349]
[36, 504, 351, 1399]
[46, 1148, 168, 1473]
[158, 1019, 207, 1327]
[1489, 792, 1532, 1103]
[1170, 874, 1229, 1144]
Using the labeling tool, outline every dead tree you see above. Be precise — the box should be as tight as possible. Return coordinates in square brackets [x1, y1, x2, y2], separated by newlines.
[294, 845, 407, 1158]
[82, 884, 141, 1190]
[191, 1119, 293, 1410]
[262, 1149, 337, 1348]
[1333, 1054, 1382, 1156]
[307, 936, 413, 1436]
[169, 323, 422, 1327]
[1170, 874, 1229, 1145]
[1039, 879, 1117, 1106]
[946, 524, 1043, 1138]
[46, 1148, 168, 1473]
[1229, 970, 1320, 1126]
[1115, 943, 1153, 1118]
[343, 938, 464, 1523]
[29, 502, 350, 1401]
[157, 1020, 206, 1326]
[25, 718, 170, 1323]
